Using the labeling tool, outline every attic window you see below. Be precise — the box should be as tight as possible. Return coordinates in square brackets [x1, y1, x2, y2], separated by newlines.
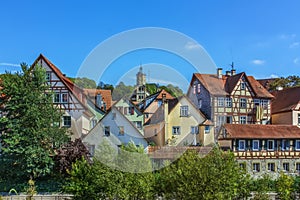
[180, 106, 189, 117]
[241, 82, 246, 90]
[46, 72, 51, 81]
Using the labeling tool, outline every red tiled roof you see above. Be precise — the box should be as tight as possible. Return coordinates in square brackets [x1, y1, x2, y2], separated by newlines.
[221, 124, 300, 139]
[193, 74, 227, 96]
[31, 54, 93, 116]
[156, 89, 175, 100]
[247, 76, 274, 98]
[271, 86, 300, 114]
[192, 72, 273, 98]
[83, 88, 112, 110]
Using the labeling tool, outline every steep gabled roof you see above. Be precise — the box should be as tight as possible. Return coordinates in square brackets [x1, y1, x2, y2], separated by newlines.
[225, 72, 244, 94]
[220, 124, 300, 139]
[193, 73, 227, 96]
[83, 88, 112, 110]
[192, 72, 273, 98]
[247, 76, 274, 98]
[138, 89, 175, 111]
[31, 54, 93, 116]
[271, 86, 300, 114]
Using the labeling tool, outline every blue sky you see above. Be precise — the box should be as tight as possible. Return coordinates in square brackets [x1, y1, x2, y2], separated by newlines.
[1, 0, 300, 90]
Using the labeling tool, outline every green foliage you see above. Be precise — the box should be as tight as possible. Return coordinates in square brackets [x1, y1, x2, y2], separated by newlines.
[158, 147, 251, 200]
[269, 75, 300, 91]
[97, 81, 114, 92]
[159, 84, 183, 97]
[68, 77, 97, 88]
[112, 82, 134, 101]
[250, 174, 275, 200]
[276, 172, 295, 200]
[65, 141, 154, 200]
[0, 64, 69, 182]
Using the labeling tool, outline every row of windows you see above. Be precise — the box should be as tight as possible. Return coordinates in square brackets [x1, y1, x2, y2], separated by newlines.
[245, 162, 300, 173]
[54, 93, 68, 103]
[104, 126, 125, 136]
[238, 139, 300, 151]
[192, 83, 201, 94]
[217, 115, 247, 125]
[116, 106, 135, 115]
[217, 97, 269, 109]
[172, 126, 210, 135]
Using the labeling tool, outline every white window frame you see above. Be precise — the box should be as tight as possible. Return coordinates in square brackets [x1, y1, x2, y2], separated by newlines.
[191, 126, 198, 134]
[217, 97, 225, 107]
[180, 106, 189, 117]
[240, 116, 247, 124]
[238, 140, 246, 151]
[61, 93, 68, 103]
[267, 140, 274, 151]
[254, 99, 260, 107]
[267, 163, 275, 172]
[241, 82, 246, 90]
[197, 83, 201, 93]
[296, 163, 300, 173]
[283, 163, 290, 172]
[54, 93, 60, 103]
[62, 116, 71, 127]
[198, 99, 202, 108]
[172, 126, 181, 135]
[240, 98, 247, 108]
[225, 97, 232, 108]
[253, 163, 260, 172]
[252, 140, 259, 151]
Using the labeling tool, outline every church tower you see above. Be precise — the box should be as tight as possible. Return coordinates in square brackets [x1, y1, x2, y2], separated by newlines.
[131, 66, 148, 102]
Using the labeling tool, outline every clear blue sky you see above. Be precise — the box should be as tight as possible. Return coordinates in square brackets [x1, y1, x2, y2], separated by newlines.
[1, 0, 300, 90]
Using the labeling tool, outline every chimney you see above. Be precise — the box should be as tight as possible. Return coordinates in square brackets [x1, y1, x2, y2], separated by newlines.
[225, 71, 231, 76]
[217, 68, 222, 79]
[162, 93, 166, 104]
[231, 69, 236, 76]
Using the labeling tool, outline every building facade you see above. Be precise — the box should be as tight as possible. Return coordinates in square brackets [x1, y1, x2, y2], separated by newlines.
[187, 68, 274, 135]
[218, 124, 300, 177]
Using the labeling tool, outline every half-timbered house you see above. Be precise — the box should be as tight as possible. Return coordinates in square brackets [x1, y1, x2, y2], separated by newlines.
[187, 68, 274, 135]
[218, 124, 300, 177]
[32, 54, 110, 139]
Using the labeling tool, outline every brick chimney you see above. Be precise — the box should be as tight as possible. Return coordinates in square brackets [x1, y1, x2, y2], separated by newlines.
[217, 68, 223, 79]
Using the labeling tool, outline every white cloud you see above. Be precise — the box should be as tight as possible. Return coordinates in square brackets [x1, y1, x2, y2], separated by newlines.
[269, 74, 279, 78]
[251, 59, 265, 65]
[184, 41, 201, 50]
[279, 34, 296, 40]
[289, 42, 300, 48]
[294, 58, 300, 65]
[149, 77, 178, 86]
[0, 62, 20, 67]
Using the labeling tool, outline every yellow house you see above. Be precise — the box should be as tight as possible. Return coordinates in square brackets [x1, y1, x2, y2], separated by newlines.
[144, 95, 214, 147]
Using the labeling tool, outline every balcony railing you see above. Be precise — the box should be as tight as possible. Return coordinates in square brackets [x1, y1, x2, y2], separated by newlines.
[233, 150, 300, 159]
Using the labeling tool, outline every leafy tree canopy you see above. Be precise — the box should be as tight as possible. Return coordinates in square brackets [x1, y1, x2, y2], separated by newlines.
[269, 75, 300, 91]
[0, 64, 69, 181]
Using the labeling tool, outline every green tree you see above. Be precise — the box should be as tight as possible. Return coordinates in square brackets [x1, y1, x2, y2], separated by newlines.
[68, 77, 97, 88]
[112, 82, 134, 101]
[0, 64, 69, 182]
[65, 141, 154, 200]
[158, 147, 251, 200]
[276, 172, 295, 200]
[269, 75, 300, 91]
